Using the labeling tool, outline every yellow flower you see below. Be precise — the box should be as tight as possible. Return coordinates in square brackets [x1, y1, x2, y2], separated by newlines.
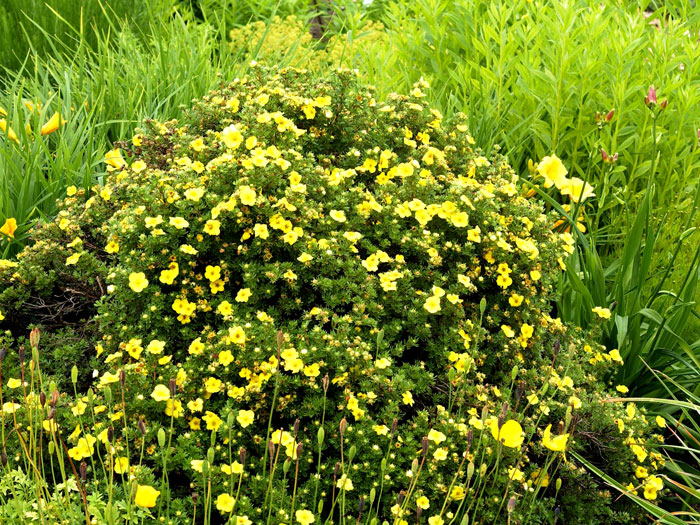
[238, 185, 257, 206]
[416, 496, 430, 509]
[6, 378, 23, 389]
[427, 429, 446, 444]
[592, 306, 611, 319]
[216, 493, 235, 513]
[205, 377, 223, 394]
[402, 391, 414, 406]
[202, 411, 223, 431]
[423, 296, 441, 313]
[185, 187, 205, 201]
[151, 384, 171, 402]
[433, 447, 448, 461]
[295, 509, 315, 525]
[204, 219, 221, 236]
[104, 148, 126, 170]
[147, 340, 165, 354]
[656, 415, 666, 428]
[428, 517, 444, 525]
[114, 457, 129, 474]
[450, 486, 465, 501]
[66, 252, 82, 266]
[235, 288, 252, 302]
[0, 119, 19, 144]
[221, 124, 243, 149]
[451, 211, 469, 228]
[542, 424, 569, 452]
[489, 419, 524, 448]
[562, 177, 595, 203]
[134, 485, 160, 508]
[536, 154, 568, 189]
[336, 475, 354, 491]
[254, 223, 269, 239]
[165, 399, 183, 418]
[501, 325, 515, 338]
[105, 241, 119, 254]
[169, 216, 190, 229]
[219, 350, 234, 367]
[373, 424, 390, 436]
[237, 409, 255, 428]
[129, 272, 149, 293]
[131, 160, 147, 173]
[643, 475, 663, 500]
[329, 210, 347, 222]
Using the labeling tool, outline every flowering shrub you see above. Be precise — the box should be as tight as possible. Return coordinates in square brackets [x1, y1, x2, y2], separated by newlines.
[0, 67, 666, 523]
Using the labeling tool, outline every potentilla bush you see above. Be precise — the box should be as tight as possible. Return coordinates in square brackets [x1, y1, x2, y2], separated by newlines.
[0, 67, 666, 524]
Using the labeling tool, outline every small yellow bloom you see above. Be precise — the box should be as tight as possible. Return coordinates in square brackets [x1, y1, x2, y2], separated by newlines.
[129, 272, 149, 293]
[237, 409, 255, 428]
[489, 419, 524, 448]
[216, 493, 235, 513]
[134, 485, 160, 508]
[1, 218, 18, 239]
[295, 509, 315, 525]
[542, 424, 569, 452]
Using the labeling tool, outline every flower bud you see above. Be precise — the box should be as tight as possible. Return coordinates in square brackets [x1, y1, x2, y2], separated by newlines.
[40, 391, 46, 407]
[0, 347, 6, 363]
[333, 461, 341, 477]
[169, 378, 177, 398]
[339, 417, 347, 437]
[605, 108, 615, 122]
[358, 495, 365, 513]
[398, 490, 405, 504]
[239, 447, 246, 465]
[317, 426, 325, 446]
[119, 369, 125, 389]
[421, 436, 429, 457]
[104, 386, 112, 405]
[391, 418, 398, 435]
[192, 493, 199, 505]
[283, 458, 291, 474]
[80, 461, 87, 483]
[659, 99, 668, 110]
[645, 85, 657, 106]
[601, 148, 609, 162]
[157, 428, 166, 448]
[348, 445, 356, 462]
[108, 426, 115, 443]
[507, 496, 517, 513]
[50, 389, 59, 407]
[29, 328, 40, 350]
[296, 442, 303, 457]
[1, 452, 7, 467]
[47, 408, 56, 421]
[322, 374, 330, 393]
[18, 345, 25, 363]
[293, 418, 300, 437]
[138, 419, 146, 436]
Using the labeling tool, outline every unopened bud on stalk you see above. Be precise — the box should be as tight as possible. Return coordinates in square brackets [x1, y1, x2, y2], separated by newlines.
[659, 99, 668, 110]
[334, 462, 341, 477]
[398, 490, 405, 504]
[467, 429, 474, 449]
[268, 439, 276, 457]
[645, 85, 657, 106]
[391, 418, 398, 435]
[29, 328, 40, 350]
[40, 391, 46, 407]
[322, 374, 330, 393]
[157, 428, 165, 448]
[317, 426, 325, 446]
[50, 389, 59, 407]
[416, 507, 422, 519]
[169, 378, 177, 397]
[339, 417, 347, 437]
[276, 330, 284, 353]
[108, 426, 114, 443]
[348, 445, 356, 462]
[605, 108, 615, 122]
[239, 447, 246, 465]
[138, 419, 146, 436]
[507, 496, 517, 514]
[358, 495, 365, 513]
[0, 347, 6, 363]
[421, 436, 429, 457]
[47, 408, 56, 420]
[283, 458, 291, 474]
[119, 369, 125, 388]
[411, 458, 419, 473]
[104, 386, 112, 404]
[296, 442, 303, 457]
[293, 418, 300, 437]
[192, 493, 199, 505]
[18, 345, 25, 363]
[71, 365, 78, 384]
[80, 461, 87, 483]
[1, 452, 7, 467]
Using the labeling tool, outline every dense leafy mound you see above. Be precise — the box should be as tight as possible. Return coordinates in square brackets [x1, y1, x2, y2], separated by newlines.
[0, 67, 664, 524]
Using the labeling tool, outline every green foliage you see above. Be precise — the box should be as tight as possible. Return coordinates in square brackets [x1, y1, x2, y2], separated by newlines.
[0, 67, 662, 523]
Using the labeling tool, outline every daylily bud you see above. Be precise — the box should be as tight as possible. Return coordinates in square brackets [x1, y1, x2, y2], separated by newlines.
[334, 461, 341, 477]
[119, 369, 125, 388]
[645, 85, 657, 106]
[601, 148, 609, 162]
[421, 436, 429, 457]
[18, 345, 25, 363]
[169, 378, 177, 398]
[659, 99, 668, 110]
[339, 417, 347, 437]
[108, 426, 114, 443]
[239, 447, 246, 465]
[322, 374, 330, 393]
[605, 109, 615, 122]
[40, 391, 46, 407]
[50, 390, 59, 407]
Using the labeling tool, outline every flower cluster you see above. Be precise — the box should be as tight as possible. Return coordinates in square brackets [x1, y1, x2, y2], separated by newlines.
[0, 67, 663, 523]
